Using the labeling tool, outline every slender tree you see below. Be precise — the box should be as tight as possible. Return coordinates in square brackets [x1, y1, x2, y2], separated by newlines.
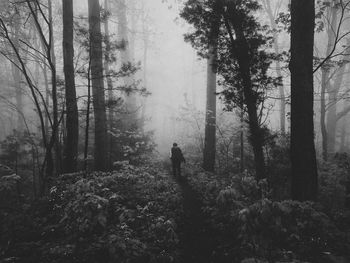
[11, 10, 24, 131]
[263, 0, 285, 134]
[88, 0, 107, 171]
[320, 4, 337, 160]
[104, 0, 114, 169]
[289, 0, 318, 201]
[47, 0, 61, 174]
[203, 0, 221, 172]
[326, 39, 350, 154]
[62, 0, 79, 172]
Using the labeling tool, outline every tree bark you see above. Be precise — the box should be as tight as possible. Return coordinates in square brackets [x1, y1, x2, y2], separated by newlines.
[141, 12, 149, 128]
[264, 0, 285, 134]
[62, 0, 79, 172]
[88, 0, 107, 171]
[104, 0, 114, 169]
[48, 0, 60, 174]
[290, 0, 318, 201]
[84, 57, 92, 172]
[339, 103, 347, 152]
[321, 67, 329, 160]
[11, 20, 24, 131]
[203, 2, 220, 172]
[203, 48, 217, 172]
[43, 63, 50, 133]
[240, 105, 244, 173]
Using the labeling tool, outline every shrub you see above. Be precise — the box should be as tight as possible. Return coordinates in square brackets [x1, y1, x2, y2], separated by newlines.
[237, 199, 347, 262]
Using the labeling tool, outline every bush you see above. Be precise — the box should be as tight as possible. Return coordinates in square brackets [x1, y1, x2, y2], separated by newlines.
[183, 166, 350, 262]
[237, 199, 348, 262]
[318, 154, 350, 212]
[1, 163, 183, 263]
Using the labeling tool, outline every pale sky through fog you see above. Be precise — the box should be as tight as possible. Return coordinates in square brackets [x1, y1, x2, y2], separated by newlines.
[141, 0, 206, 154]
[74, 0, 207, 155]
[71, 0, 284, 156]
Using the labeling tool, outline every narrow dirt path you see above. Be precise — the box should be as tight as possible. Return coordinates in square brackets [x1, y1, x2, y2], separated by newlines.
[174, 175, 216, 263]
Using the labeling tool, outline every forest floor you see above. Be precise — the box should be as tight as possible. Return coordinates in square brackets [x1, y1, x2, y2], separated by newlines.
[2, 162, 350, 263]
[173, 173, 217, 263]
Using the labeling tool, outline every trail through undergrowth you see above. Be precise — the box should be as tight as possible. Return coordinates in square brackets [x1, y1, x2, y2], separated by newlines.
[173, 173, 216, 263]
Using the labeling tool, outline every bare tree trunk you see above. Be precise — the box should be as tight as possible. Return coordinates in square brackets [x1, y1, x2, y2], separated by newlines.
[290, 0, 318, 201]
[44, 0, 61, 175]
[12, 48, 23, 131]
[62, 0, 79, 172]
[203, 48, 217, 172]
[327, 39, 350, 153]
[27, 0, 59, 192]
[88, 0, 107, 171]
[43, 63, 50, 134]
[203, 0, 221, 172]
[84, 58, 92, 172]
[320, 4, 337, 160]
[327, 65, 345, 154]
[104, 0, 114, 169]
[240, 108, 245, 173]
[339, 105, 347, 152]
[263, 0, 285, 134]
[321, 68, 329, 160]
[140, 2, 149, 129]
[10, 15, 24, 131]
[0, 1, 64, 195]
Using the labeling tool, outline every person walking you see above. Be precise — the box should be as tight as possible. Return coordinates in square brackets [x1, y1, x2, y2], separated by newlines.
[170, 143, 185, 177]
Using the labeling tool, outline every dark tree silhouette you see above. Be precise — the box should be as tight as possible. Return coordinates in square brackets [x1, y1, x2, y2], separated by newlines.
[62, 0, 79, 172]
[202, 0, 221, 172]
[88, 0, 107, 171]
[289, 0, 318, 201]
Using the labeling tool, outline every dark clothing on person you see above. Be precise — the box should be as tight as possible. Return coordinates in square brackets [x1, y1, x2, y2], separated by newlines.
[172, 161, 182, 177]
[171, 146, 185, 177]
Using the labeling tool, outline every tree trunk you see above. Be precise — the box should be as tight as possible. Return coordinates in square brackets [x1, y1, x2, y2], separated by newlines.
[327, 65, 344, 154]
[140, 2, 149, 129]
[339, 106, 347, 152]
[43, 63, 50, 134]
[62, 0, 79, 172]
[320, 4, 337, 160]
[321, 67, 329, 160]
[240, 106, 244, 173]
[48, 0, 60, 175]
[290, 0, 318, 201]
[203, 48, 217, 172]
[202, 1, 221, 172]
[88, 0, 107, 171]
[10, 14, 24, 131]
[327, 38, 350, 153]
[84, 57, 92, 172]
[264, 0, 285, 134]
[104, 0, 115, 169]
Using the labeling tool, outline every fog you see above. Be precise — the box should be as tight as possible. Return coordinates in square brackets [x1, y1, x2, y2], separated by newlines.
[1, 0, 350, 161]
[138, 1, 207, 155]
[71, 0, 208, 156]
